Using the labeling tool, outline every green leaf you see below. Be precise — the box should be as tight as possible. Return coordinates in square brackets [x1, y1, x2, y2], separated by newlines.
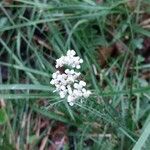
[0, 17, 8, 28]
[32, 106, 77, 125]
[133, 121, 150, 150]
[0, 108, 7, 125]
[0, 84, 54, 91]
[133, 25, 150, 37]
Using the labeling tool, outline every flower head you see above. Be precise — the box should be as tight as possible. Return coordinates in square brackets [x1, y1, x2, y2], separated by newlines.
[50, 50, 91, 106]
[55, 50, 83, 69]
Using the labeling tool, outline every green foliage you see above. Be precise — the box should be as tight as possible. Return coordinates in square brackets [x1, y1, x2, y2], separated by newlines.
[0, 0, 150, 149]
[133, 121, 150, 150]
[0, 108, 7, 124]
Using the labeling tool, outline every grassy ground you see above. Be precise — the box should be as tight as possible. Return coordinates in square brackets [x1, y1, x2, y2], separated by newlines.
[0, 0, 150, 149]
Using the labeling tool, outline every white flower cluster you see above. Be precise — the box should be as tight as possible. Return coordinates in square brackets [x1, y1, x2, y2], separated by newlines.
[56, 50, 83, 69]
[50, 50, 91, 106]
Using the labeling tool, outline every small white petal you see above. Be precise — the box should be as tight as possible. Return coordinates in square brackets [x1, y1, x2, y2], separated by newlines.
[82, 88, 86, 92]
[60, 78, 66, 85]
[75, 72, 81, 77]
[76, 65, 80, 69]
[52, 73, 56, 79]
[59, 91, 66, 98]
[73, 89, 78, 95]
[78, 91, 82, 97]
[57, 75, 63, 81]
[79, 81, 86, 86]
[73, 89, 82, 97]
[83, 90, 91, 98]
[67, 76, 75, 83]
[67, 95, 74, 102]
[62, 74, 67, 79]
[74, 83, 82, 90]
[80, 59, 83, 63]
[70, 70, 75, 74]
[55, 83, 61, 89]
[60, 85, 66, 91]
[65, 69, 69, 74]
[67, 50, 71, 55]
[71, 50, 76, 56]
[69, 102, 74, 106]
[67, 85, 72, 94]
[50, 80, 55, 85]
[74, 83, 78, 89]
[87, 90, 91, 95]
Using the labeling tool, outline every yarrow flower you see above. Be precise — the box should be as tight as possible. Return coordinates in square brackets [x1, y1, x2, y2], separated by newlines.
[55, 50, 83, 69]
[50, 50, 91, 106]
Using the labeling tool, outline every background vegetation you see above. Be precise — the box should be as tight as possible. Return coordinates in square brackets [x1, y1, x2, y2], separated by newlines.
[0, 0, 150, 149]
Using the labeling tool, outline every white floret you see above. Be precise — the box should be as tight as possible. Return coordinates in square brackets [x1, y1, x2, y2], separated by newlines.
[59, 91, 66, 98]
[67, 50, 76, 56]
[67, 85, 73, 95]
[73, 83, 82, 90]
[67, 95, 74, 102]
[50, 79, 55, 85]
[76, 65, 80, 69]
[83, 90, 91, 98]
[80, 59, 83, 63]
[60, 85, 66, 91]
[79, 81, 86, 86]
[69, 102, 74, 106]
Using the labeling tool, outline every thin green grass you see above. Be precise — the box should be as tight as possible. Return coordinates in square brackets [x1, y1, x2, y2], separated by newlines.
[0, 0, 150, 149]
